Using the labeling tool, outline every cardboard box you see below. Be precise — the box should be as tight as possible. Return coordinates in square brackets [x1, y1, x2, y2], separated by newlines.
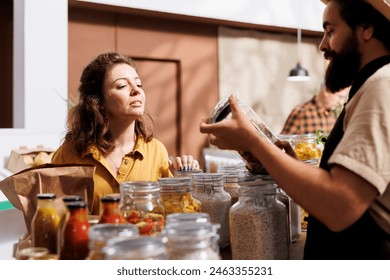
[6, 145, 55, 173]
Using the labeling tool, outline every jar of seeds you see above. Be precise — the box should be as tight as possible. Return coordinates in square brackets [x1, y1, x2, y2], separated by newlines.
[230, 177, 289, 259]
[159, 177, 201, 214]
[192, 173, 231, 249]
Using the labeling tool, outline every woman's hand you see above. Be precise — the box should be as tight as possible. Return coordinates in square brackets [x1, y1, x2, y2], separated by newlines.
[199, 95, 259, 152]
[169, 155, 200, 171]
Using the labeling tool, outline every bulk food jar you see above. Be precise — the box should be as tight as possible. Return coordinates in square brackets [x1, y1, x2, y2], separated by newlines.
[119, 181, 165, 235]
[209, 96, 285, 174]
[164, 221, 221, 260]
[192, 173, 231, 248]
[103, 236, 168, 260]
[217, 163, 247, 206]
[86, 223, 139, 260]
[230, 178, 289, 260]
[159, 177, 201, 214]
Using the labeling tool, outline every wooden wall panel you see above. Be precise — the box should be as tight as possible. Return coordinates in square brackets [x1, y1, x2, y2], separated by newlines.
[68, 8, 219, 165]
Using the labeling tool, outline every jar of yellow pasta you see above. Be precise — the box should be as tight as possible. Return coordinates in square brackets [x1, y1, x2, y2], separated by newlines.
[159, 177, 201, 214]
[292, 133, 323, 164]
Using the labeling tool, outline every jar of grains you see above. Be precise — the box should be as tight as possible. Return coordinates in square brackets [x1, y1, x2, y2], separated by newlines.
[164, 221, 221, 260]
[230, 177, 289, 259]
[86, 223, 139, 260]
[217, 163, 247, 206]
[119, 181, 165, 236]
[192, 173, 231, 249]
[103, 236, 168, 260]
[159, 177, 201, 214]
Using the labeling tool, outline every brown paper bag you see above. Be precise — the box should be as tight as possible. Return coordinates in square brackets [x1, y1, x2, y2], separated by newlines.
[0, 163, 95, 233]
[0, 163, 95, 258]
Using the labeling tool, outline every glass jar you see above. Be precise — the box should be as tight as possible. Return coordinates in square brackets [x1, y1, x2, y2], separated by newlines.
[98, 194, 126, 224]
[217, 163, 247, 206]
[159, 177, 201, 214]
[103, 236, 168, 260]
[173, 168, 203, 178]
[291, 133, 323, 164]
[59, 201, 90, 260]
[166, 212, 210, 224]
[192, 173, 231, 248]
[209, 96, 282, 174]
[230, 178, 289, 259]
[18, 247, 49, 260]
[276, 187, 301, 243]
[31, 193, 60, 254]
[165, 222, 221, 260]
[86, 223, 139, 260]
[120, 181, 165, 236]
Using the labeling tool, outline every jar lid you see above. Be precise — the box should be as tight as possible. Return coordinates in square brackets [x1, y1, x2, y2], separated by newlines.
[173, 169, 203, 177]
[166, 213, 210, 225]
[89, 223, 139, 241]
[159, 177, 191, 192]
[101, 195, 120, 203]
[120, 181, 160, 194]
[192, 173, 224, 187]
[164, 221, 217, 239]
[66, 201, 87, 209]
[62, 195, 83, 203]
[37, 193, 56, 199]
[103, 236, 167, 259]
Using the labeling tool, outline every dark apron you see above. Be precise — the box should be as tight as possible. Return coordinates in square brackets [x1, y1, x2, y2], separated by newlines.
[304, 56, 390, 260]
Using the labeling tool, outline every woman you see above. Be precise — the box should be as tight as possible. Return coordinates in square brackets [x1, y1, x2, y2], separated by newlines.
[52, 52, 199, 214]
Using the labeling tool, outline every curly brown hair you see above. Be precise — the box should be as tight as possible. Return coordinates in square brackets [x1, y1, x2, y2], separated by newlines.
[65, 52, 155, 157]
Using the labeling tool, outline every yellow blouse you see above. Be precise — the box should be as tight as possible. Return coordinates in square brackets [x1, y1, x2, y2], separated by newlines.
[51, 136, 173, 214]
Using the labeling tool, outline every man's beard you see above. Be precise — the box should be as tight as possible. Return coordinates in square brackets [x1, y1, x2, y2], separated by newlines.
[324, 32, 361, 93]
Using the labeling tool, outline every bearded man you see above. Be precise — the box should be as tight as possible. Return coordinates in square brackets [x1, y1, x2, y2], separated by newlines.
[200, 0, 390, 259]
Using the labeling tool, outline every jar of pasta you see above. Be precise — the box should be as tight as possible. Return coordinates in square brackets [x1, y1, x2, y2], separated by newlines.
[119, 181, 165, 236]
[230, 177, 289, 260]
[159, 177, 201, 214]
[192, 173, 231, 249]
[291, 133, 323, 164]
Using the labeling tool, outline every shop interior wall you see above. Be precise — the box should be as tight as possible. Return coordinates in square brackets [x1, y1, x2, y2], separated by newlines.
[68, 7, 219, 166]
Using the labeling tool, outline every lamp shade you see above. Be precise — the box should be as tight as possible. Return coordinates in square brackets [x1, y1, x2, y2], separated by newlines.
[287, 62, 310, 82]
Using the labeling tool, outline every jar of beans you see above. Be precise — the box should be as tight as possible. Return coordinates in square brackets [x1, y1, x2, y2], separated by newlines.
[230, 177, 289, 259]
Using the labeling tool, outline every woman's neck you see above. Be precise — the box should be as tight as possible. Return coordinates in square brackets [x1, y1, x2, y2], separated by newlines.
[109, 120, 137, 154]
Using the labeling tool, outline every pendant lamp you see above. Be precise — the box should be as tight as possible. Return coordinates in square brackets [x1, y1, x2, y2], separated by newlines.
[287, 28, 310, 82]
